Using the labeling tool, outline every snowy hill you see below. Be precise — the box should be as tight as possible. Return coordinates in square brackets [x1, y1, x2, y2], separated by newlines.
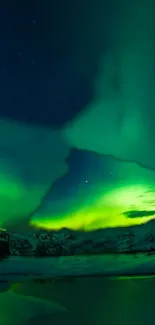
[1, 220, 155, 257]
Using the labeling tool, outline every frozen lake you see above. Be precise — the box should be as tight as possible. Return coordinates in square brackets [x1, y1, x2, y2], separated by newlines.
[0, 253, 155, 282]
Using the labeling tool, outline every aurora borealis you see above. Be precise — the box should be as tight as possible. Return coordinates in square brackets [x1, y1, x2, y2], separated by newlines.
[1, 0, 155, 232]
[2, 119, 155, 231]
[30, 151, 155, 231]
[0, 119, 69, 229]
[64, 0, 155, 170]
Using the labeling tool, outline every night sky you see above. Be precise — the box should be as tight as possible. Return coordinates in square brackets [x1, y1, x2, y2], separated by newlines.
[1, 0, 155, 232]
[0, 0, 109, 126]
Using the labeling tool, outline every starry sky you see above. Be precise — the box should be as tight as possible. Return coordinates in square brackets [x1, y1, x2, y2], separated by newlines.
[1, 0, 155, 232]
[0, 0, 108, 126]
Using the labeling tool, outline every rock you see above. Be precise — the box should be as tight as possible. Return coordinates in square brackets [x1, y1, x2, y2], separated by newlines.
[52, 228, 75, 244]
[0, 230, 10, 258]
[10, 233, 38, 256]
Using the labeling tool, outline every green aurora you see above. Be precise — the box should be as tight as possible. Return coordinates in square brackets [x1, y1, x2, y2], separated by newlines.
[32, 0, 155, 232]
[1, 0, 155, 232]
[64, 0, 155, 170]
[30, 156, 155, 231]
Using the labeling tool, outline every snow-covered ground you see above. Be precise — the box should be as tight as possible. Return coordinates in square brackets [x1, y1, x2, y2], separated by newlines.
[0, 254, 155, 282]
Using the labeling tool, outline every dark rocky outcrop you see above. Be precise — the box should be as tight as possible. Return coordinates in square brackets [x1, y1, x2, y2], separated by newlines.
[0, 229, 10, 259]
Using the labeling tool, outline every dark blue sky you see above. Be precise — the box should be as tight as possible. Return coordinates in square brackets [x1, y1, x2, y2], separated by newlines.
[0, 0, 120, 127]
[0, 0, 108, 127]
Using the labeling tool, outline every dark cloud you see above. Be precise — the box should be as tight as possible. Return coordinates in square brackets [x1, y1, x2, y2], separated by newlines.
[124, 210, 155, 218]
